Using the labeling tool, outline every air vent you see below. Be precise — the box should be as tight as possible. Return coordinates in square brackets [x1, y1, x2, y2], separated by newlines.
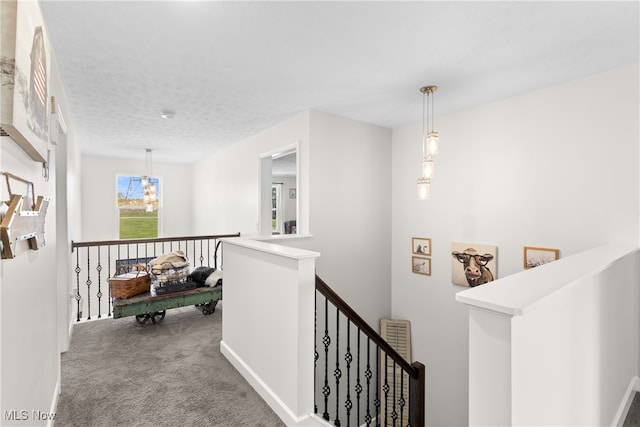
[380, 318, 412, 426]
[0, 127, 9, 137]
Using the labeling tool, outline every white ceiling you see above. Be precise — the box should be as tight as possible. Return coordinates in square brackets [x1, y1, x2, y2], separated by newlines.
[38, 1, 639, 164]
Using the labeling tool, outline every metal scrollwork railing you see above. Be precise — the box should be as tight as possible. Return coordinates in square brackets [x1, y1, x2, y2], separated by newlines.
[70, 233, 240, 322]
[315, 275, 425, 427]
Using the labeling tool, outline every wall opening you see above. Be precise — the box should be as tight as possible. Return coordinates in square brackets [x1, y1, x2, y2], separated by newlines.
[260, 144, 298, 236]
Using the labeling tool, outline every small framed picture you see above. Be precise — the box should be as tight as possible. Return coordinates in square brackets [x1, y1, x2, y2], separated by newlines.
[412, 256, 431, 276]
[412, 237, 431, 256]
[524, 246, 559, 269]
[289, 188, 296, 199]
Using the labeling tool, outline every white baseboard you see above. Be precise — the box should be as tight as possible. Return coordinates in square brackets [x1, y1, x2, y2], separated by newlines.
[220, 340, 318, 427]
[48, 379, 61, 427]
[613, 376, 639, 427]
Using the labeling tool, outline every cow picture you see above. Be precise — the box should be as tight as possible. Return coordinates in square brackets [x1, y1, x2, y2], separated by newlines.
[451, 242, 497, 287]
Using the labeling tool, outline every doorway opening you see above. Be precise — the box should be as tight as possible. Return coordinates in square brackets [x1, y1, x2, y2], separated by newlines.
[260, 145, 298, 236]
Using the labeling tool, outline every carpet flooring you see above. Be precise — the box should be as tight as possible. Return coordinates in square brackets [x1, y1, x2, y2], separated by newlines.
[625, 392, 640, 427]
[55, 303, 285, 427]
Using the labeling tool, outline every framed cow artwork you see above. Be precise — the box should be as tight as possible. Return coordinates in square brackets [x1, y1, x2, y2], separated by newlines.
[451, 242, 497, 287]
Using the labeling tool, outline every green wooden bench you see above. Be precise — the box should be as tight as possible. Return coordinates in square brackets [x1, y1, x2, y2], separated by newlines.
[112, 286, 222, 324]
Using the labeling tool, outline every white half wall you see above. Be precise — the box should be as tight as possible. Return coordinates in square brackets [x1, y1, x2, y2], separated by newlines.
[221, 238, 319, 425]
[391, 64, 640, 426]
[457, 244, 639, 426]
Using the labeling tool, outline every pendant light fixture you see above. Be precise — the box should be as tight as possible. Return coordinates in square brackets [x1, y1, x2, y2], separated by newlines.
[417, 85, 439, 200]
[142, 148, 156, 212]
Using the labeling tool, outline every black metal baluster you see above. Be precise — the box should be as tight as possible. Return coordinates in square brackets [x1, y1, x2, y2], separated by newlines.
[314, 290, 318, 415]
[392, 361, 398, 426]
[399, 370, 406, 427]
[375, 346, 380, 427]
[107, 245, 112, 317]
[215, 241, 221, 270]
[365, 338, 372, 426]
[198, 240, 203, 266]
[117, 245, 121, 274]
[356, 331, 362, 426]
[334, 307, 341, 427]
[96, 246, 103, 318]
[383, 354, 389, 426]
[322, 297, 331, 421]
[74, 249, 81, 322]
[345, 319, 353, 426]
[85, 247, 92, 320]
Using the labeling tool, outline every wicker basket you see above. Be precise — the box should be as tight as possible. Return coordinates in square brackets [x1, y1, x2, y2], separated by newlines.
[109, 267, 151, 299]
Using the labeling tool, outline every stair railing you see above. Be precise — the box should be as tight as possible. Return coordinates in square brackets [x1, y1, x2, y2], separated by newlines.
[315, 275, 425, 427]
[70, 233, 240, 321]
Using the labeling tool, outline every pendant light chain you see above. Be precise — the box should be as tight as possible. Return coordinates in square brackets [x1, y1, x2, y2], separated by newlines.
[422, 91, 426, 160]
[430, 89, 435, 134]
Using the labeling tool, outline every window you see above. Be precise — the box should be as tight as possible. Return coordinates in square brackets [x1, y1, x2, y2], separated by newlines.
[272, 183, 283, 234]
[117, 175, 160, 239]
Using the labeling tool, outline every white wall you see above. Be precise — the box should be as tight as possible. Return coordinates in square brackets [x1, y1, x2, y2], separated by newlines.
[191, 110, 310, 237]
[0, 1, 80, 421]
[221, 239, 319, 426]
[80, 155, 193, 241]
[458, 244, 639, 426]
[391, 64, 640, 426]
[511, 249, 639, 425]
[192, 109, 393, 327]
[306, 110, 392, 324]
[1, 138, 59, 426]
[53, 56, 81, 355]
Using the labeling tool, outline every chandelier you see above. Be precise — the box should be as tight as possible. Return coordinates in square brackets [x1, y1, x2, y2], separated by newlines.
[417, 85, 439, 200]
[141, 148, 156, 212]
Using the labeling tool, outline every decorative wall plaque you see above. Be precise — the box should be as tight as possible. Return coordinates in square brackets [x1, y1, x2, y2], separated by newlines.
[0, 0, 50, 163]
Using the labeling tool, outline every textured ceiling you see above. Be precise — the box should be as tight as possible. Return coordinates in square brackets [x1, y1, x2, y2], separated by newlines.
[38, 1, 639, 164]
[272, 151, 296, 177]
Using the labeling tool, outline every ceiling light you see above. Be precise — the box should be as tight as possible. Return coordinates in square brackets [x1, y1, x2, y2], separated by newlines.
[417, 85, 440, 200]
[160, 110, 175, 119]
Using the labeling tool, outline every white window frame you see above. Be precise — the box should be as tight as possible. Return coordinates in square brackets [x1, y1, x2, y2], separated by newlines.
[116, 175, 162, 239]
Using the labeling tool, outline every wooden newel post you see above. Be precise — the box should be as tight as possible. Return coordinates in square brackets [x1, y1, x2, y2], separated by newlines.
[409, 361, 426, 427]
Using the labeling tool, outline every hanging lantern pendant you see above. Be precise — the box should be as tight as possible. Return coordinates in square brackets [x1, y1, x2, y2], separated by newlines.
[417, 85, 439, 200]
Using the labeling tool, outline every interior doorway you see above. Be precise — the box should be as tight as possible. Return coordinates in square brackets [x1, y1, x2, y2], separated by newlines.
[260, 145, 298, 236]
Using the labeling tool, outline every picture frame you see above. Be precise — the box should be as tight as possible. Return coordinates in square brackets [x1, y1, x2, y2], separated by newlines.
[289, 188, 296, 199]
[412, 237, 431, 256]
[0, 0, 51, 163]
[451, 241, 498, 287]
[524, 246, 559, 269]
[412, 256, 431, 276]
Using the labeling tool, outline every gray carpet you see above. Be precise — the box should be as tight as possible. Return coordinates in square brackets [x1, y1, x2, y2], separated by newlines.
[625, 392, 640, 427]
[55, 303, 285, 427]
